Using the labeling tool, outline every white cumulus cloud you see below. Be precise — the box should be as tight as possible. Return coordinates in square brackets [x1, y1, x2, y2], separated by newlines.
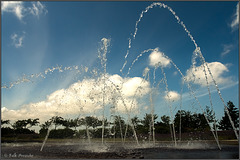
[149, 48, 171, 67]
[164, 91, 180, 102]
[1, 74, 151, 122]
[185, 62, 231, 87]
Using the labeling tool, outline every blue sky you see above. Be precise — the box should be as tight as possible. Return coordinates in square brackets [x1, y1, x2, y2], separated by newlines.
[1, 1, 239, 124]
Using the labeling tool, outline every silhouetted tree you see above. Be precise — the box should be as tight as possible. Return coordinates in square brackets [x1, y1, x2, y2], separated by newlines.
[142, 114, 158, 127]
[26, 118, 39, 128]
[161, 115, 170, 126]
[218, 101, 239, 130]
[140, 114, 158, 135]
[50, 116, 65, 130]
[1, 120, 14, 137]
[40, 120, 52, 130]
[205, 106, 215, 123]
[1, 120, 10, 125]
[12, 120, 28, 129]
[69, 118, 81, 131]
[12, 119, 37, 134]
[154, 115, 171, 134]
[131, 116, 140, 127]
[85, 116, 101, 129]
[113, 115, 125, 138]
[39, 120, 52, 136]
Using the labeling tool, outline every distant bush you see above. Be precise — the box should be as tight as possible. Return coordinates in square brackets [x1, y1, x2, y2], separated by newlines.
[48, 128, 75, 139]
[14, 128, 35, 134]
[1, 127, 15, 137]
[39, 128, 48, 137]
[2, 127, 35, 136]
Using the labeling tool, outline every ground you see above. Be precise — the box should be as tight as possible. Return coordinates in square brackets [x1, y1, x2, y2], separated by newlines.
[1, 140, 239, 159]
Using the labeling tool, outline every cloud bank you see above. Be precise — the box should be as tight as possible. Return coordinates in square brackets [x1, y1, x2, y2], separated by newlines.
[164, 91, 180, 102]
[2, 74, 151, 122]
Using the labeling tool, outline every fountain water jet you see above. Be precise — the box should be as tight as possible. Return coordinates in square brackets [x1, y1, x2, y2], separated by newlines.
[120, 2, 238, 149]
[195, 48, 239, 141]
[1, 65, 84, 89]
[98, 38, 111, 145]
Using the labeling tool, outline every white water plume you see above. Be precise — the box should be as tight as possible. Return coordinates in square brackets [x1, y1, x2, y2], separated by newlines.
[121, 2, 198, 75]
[1, 65, 85, 89]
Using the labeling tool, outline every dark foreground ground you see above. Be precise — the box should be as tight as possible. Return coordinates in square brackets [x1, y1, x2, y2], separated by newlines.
[1, 141, 239, 159]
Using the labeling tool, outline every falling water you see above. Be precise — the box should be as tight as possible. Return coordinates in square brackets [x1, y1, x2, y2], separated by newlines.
[159, 62, 177, 147]
[85, 124, 91, 144]
[144, 67, 156, 145]
[179, 82, 184, 141]
[195, 50, 220, 144]
[126, 48, 156, 77]
[98, 38, 111, 145]
[149, 89, 156, 145]
[196, 48, 239, 140]
[106, 78, 140, 145]
[121, 2, 198, 75]
[120, 1, 238, 149]
[2, 65, 84, 89]
[123, 45, 222, 149]
[159, 52, 222, 150]
[40, 124, 52, 151]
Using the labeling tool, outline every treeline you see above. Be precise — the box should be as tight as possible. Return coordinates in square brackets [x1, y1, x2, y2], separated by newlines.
[1, 101, 239, 140]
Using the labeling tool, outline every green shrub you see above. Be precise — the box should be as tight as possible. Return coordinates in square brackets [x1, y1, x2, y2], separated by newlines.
[48, 128, 75, 139]
[1, 127, 15, 137]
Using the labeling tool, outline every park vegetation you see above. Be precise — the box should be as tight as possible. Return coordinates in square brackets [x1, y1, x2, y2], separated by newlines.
[1, 101, 239, 142]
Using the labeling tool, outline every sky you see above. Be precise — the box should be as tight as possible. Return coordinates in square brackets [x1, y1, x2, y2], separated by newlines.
[1, 1, 239, 126]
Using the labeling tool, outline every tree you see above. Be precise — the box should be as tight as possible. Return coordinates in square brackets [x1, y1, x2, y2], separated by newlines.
[113, 115, 125, 138]
[39, 120, 52, 136]
[50, 116, 65, 130]
[62, 119, 71, 128]
[161, 115, 170, 126]
[78, 116, 103, 138]
[140, 114, 158, 135]
[26, 118, 39, 128]
[85, 116, 101, 129]
[1, 120, 10, 125]
[205, 106, 215, 123]
[218, 101, 239, 130]
[48, 128, 75, 139]
[11, 119, 37, 134]
[68, 118, 81, 131]
[12, 118, 39, 130]
[1, 119, 14, 137]
[40, 120, 52, 130]
[154, 115, 171, 134]
[193, 113, 209, 131]
[174, 109, 213, 132]
[142, 114, 158, 128]
[12, 120, 28, 129]
[131, 116, 140, 127]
